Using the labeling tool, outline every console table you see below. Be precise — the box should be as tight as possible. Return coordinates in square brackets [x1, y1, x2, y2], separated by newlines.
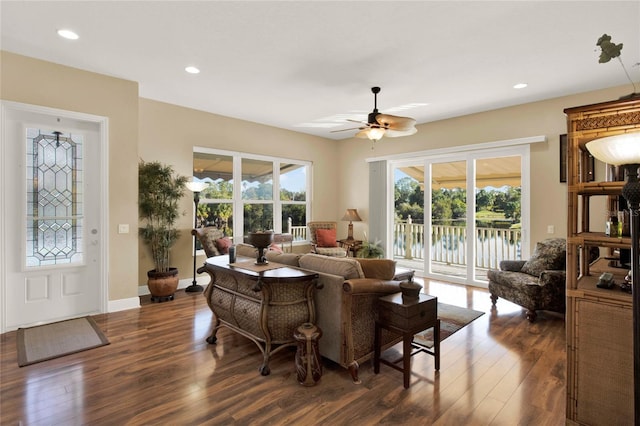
[202, 255, 320, 375]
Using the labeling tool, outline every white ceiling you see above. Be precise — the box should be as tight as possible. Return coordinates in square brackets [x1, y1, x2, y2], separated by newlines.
[1, 1, 639, 140]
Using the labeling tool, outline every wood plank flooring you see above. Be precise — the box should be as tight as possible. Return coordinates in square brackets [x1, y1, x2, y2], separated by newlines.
[0, 277, 566, 425]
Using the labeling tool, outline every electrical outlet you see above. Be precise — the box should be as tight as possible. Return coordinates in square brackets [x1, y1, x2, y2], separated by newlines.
[118, 224, 129, 234]
[547, 225, 555, 234]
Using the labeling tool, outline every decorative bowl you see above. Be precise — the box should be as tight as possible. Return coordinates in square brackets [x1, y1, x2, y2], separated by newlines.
[248, 231, 274, 265]
[399, 280, 422, 300]
[248, 231, 274, 249]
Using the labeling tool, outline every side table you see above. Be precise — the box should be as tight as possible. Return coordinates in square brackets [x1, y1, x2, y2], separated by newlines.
[374, 292, 440, 389]
[338, 239, 362, 257]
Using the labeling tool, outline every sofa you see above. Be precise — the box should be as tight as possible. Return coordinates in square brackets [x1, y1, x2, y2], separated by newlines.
[487, 238, 567, 322]
[203, 247, 405, 383]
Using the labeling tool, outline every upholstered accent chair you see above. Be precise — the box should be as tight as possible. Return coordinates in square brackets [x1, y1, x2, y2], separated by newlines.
[487, 238, 567, 322]
[307, 221, 347, 257]
[191, 227, 230, 257]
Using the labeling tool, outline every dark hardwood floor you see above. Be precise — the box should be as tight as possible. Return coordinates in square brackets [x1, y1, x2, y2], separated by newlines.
[0, 277, 566, 425]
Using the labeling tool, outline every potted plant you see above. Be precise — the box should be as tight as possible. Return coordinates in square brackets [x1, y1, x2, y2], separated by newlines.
[138, 160, 188, 302]
[356, 239, 385, 259]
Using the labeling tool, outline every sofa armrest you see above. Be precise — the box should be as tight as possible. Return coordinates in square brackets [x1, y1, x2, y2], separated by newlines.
[343, 278, 401, 295]
[539, 270, 566, 287]
[499, 260, 527, 272]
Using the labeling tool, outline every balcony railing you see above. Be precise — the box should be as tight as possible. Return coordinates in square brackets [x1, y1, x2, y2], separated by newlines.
[289, 217, 521, 270]
[393, 217, 521, 269]
[287, 218, 307, 241]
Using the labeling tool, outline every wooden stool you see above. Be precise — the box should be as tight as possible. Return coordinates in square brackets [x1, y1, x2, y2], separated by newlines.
[294, 323, 322, 386]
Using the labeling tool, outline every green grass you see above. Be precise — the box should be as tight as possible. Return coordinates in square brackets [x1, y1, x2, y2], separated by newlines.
[475, 209, 505, 219]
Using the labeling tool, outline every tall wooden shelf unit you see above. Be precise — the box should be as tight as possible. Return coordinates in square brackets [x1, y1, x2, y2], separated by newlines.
[564, 96, 640, 425]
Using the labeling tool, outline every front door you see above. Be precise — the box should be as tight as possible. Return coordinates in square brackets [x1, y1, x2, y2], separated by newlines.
[2, 103, 106, 332]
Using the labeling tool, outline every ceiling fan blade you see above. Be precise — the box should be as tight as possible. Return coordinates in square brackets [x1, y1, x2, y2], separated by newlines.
[375, 114, 416, 131]
[330, 127, 364, 133]
[384, 127, 418, 138]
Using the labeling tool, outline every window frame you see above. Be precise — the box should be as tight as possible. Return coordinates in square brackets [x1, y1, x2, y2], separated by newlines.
[193, 147, 312, 246]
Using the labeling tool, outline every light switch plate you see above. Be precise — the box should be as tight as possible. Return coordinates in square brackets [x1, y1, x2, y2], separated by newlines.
[118, 224, 129, 234]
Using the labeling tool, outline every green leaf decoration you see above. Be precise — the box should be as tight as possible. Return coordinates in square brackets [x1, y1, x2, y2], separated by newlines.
[596, 33, 623, 63]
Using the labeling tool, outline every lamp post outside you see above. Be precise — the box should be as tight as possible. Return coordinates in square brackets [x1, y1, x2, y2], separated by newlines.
[185, 179, 208, 293]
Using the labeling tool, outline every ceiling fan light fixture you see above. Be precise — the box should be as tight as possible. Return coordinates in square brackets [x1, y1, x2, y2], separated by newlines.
[332, 86, 417, 144]
[366, 127, 386, 141]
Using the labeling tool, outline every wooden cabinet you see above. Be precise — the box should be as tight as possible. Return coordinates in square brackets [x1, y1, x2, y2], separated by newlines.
[564, 96, 640, 425]
[203, 255, 319, 376]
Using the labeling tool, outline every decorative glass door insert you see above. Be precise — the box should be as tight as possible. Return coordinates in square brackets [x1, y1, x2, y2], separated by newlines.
[26, 128, 84, 267]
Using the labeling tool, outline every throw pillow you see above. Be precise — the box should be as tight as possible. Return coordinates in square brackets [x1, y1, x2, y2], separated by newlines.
[521, 238, 566, 277]
[215, 236, 232, 254]
[356, 258, 396, 280]
[316, 228, 338, 247]
[268, 243, 283, 253]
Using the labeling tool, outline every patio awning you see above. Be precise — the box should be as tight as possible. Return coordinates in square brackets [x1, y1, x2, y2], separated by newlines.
[399, 156, 521, 190]
[193, 152, 302, 183]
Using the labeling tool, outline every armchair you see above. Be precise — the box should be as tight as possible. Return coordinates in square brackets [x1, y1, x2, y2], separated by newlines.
[487, 238, 566, 322]
[307, 221, 347, 257]
[191, 227, 227, 257]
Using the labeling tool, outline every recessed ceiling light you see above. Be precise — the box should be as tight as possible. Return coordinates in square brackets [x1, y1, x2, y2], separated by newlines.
[513, 83, 528, 89]
[185, 66, 200, 74]
[57, 29, 79, 40]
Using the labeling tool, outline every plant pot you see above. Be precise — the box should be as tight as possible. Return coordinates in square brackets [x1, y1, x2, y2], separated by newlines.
[147, 267, 179, 302]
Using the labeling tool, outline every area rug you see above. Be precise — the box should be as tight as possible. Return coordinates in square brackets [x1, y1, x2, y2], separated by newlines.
[413, 303, 484, 348]
[17, 316, 109, 367]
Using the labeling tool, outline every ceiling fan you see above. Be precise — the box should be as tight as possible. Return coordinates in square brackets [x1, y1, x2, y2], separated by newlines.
[333, 86, 417, 142]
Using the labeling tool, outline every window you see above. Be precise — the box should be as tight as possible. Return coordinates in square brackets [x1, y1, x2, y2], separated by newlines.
[193, 148, 311, 243]
[280, 163, 307, 240]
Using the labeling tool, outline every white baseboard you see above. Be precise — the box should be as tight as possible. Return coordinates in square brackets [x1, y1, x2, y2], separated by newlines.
[108, 297, 141, 312]
[137, 276, 209, 296]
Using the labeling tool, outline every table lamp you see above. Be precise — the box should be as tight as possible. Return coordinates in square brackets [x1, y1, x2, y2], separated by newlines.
[586, 131, 640, 424]
[341, 208, 362, 241]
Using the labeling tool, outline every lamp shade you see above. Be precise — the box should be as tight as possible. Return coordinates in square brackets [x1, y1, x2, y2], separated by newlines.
[341, 209, 362, 222]
[585, 132, 640, 165]
[185, 180, 208, 193]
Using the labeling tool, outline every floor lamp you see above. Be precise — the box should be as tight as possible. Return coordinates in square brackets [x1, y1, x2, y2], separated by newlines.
[587, 132, 640, 424]
[185, 179, 208, 293]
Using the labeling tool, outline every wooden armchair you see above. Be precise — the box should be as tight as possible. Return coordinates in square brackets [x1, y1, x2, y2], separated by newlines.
[307, 221, 347, 257]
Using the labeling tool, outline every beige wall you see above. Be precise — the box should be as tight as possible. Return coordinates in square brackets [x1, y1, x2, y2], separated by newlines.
[138, 98, 340, 287]
[1, 51, 139, 302]
[336, 85, 632, 251]
[3, 50, 631, 302]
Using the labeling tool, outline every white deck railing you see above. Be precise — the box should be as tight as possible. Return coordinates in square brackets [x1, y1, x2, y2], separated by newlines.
[289, 218, 521, 269]
[393, 218, 521, 269]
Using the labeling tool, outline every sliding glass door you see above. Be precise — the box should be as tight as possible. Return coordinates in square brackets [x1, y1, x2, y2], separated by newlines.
[428, 160, 469, 280]
[392, 145, 526, 287]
